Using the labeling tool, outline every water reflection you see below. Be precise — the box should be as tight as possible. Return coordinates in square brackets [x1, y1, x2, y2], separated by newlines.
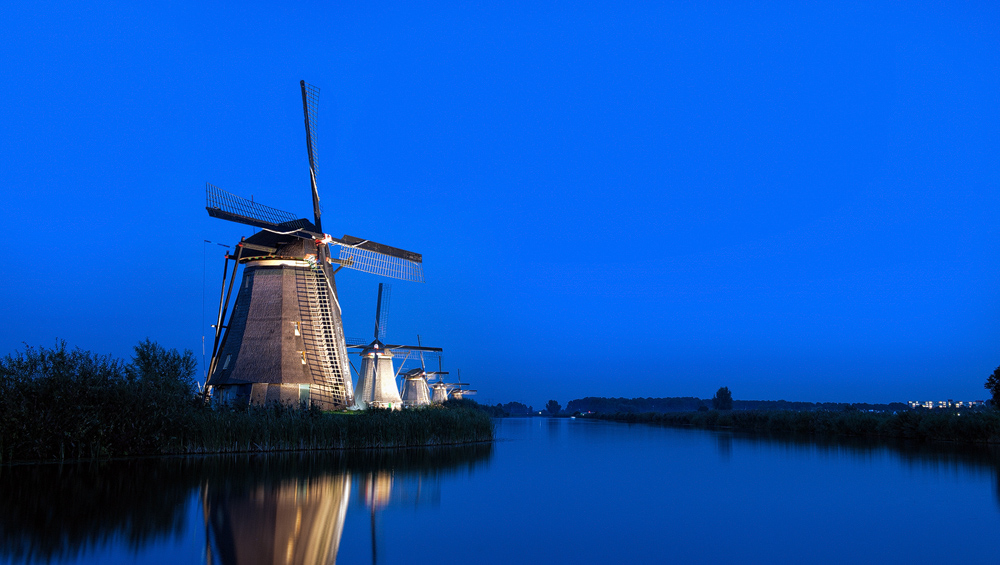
[204, 461, 350, 565]
[711, 430, 1000, 508]
[0, 444, 492, 565]
[0, 458, 196, 563]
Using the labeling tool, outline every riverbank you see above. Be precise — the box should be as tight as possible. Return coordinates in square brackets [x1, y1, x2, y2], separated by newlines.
[585, 409, 1000, 444]
[182, 405, 495, 454]
[2, 405, 495, 464]
[0, 340, 494, 464]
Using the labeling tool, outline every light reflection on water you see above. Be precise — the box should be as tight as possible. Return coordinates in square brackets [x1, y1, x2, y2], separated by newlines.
[1, 419, 999, 564]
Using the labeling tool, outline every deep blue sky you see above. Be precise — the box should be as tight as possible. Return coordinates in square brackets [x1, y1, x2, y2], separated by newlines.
[2, 1, 998, 407]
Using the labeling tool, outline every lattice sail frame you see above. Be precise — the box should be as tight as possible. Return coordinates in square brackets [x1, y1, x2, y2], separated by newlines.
[336, 244, 425, 283]
[387, 348, 442, 369]
[206, 183, 304, 229]
[377, 285, 391, 340]
[302, 82, 321, 184]
[343, 339, 442, 370]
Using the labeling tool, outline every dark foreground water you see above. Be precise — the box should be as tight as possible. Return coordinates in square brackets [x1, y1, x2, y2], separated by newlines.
[2, 418, 999, 564]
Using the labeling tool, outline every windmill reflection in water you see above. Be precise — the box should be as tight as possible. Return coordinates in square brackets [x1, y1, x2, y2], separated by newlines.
[202, 467, 350, 565]
[202, 447, 490, 565]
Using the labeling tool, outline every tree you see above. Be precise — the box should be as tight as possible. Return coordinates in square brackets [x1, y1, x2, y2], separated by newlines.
[546, 400, 561, 415]
[712, 387, 733, 411]
[986, 366, 1000, 407]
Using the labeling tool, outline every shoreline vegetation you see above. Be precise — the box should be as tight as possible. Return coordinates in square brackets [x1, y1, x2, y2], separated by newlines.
[585, 408, 1000, 445]
[0, 341, 494, 464]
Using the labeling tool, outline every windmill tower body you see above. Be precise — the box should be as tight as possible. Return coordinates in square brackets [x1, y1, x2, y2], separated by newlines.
[353, 348, 402, 410]
[400, 373, 432, 408]
[209, 240, 353, 410]
[430, 382, 449, 404]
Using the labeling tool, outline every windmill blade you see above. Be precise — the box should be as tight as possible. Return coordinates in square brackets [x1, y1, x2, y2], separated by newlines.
[378, 285, 392, 341]
[383, 345, 442, 353]
[334, 236, 424, 283]
[345, 337, 369, 347]
[416, 334, 425, 371]
[373, 283, 384, 339]
[387, 348, 441, 368]
[206, 183, 315, 233]
[390, 350, 429, 365]
[300, 80, 322, 230]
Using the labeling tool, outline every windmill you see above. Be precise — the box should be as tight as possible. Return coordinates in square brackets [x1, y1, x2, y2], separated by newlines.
[399, 336, 448, 408]
[350, 283, 443, 410]
[427, 357, 452, 404]
[428, 364, 474, 403]
[203, 81, 425, 410]
[429, 379, 450, 404]
[448, 369, 477, 401]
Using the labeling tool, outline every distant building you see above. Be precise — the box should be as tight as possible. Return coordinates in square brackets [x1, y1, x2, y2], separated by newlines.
[907, 400, 985, 409]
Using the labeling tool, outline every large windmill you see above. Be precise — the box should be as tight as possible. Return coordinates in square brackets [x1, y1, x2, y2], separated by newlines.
[350, 284, 442, 410]
[203, 81, 425, 410]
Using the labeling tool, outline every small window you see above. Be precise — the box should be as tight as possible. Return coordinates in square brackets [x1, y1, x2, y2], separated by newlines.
[292, 322, 300, 336]
[300, 351, 307, 365]
[299, 384, 311, 407]
[222, 354, 231, 370]
[245, 276, 250, 289]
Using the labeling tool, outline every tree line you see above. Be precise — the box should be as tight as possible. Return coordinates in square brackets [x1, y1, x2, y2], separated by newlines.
[565, 394, 910, 414]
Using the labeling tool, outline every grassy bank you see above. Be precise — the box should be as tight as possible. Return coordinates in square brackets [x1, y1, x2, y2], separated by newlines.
[181, 405, 495, 455]
[587, 409, 1000, 444]
[0, 341, 494, 464]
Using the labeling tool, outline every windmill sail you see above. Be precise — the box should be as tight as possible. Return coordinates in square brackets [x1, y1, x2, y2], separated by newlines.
[206, 183, 314, 233]
[336, 241, 424, 282]
[300, 80, 322, 230]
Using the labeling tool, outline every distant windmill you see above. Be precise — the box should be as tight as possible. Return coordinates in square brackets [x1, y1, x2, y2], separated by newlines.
[399, 337, 448, 408]
[429, 365, 474, 403]
[428, 358, 452, 404]
[429, 379, 450, 404]
[203, 81, 425, 410]
[350, 284, 442, 410]
[448, 369, 477, 401]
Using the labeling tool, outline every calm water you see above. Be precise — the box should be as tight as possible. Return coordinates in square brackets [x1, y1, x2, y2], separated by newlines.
[2, 418, 999, 564]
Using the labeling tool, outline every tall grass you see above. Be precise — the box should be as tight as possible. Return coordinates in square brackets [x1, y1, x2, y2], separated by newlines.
[589, 409, 1000, 444]
[0, 341, 493, 463]
[181, 405, 495, 454]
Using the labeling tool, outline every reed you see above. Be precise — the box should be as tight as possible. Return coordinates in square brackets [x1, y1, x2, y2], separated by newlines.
[179, 405, 495, 454]
[588, 409, 1000, 444]
[0, 341, 494, 464]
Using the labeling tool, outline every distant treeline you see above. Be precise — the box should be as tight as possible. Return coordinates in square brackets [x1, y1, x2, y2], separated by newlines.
[587, 410, 1000, 445]
[566, 396, 911, 414]
[476, 401, 533, 417]
[0, 341, 493, 464]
